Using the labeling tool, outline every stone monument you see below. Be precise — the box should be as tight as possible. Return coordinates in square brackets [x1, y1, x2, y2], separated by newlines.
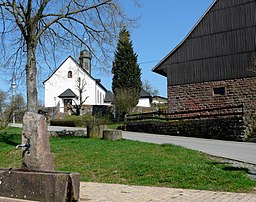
[20, 112, 54, 171]
[0, 112, 80, 201]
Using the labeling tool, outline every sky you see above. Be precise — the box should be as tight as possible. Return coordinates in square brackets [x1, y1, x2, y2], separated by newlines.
[90, 0, 215, 97]
[0, 0, 215, 101]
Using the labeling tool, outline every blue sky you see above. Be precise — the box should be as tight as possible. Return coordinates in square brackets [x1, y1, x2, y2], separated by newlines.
[124, 0, 215, 97]
[0, 0, 214, 101]
[91, 0, 214, 97]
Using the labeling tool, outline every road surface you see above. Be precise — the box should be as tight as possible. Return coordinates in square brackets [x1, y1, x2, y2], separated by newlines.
[122, 131, 256, 165]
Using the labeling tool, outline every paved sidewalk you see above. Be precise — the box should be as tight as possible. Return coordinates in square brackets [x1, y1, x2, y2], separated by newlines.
[80, 182, 256, 202]
[1, 182, 255, 201]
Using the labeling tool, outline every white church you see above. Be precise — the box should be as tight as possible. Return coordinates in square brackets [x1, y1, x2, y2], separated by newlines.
[44, 49, 107, 113]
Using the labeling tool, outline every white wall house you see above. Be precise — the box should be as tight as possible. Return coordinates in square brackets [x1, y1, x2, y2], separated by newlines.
[151, 96, 168, 105]
[44, 50, 107, 113]
[136, 89, 152, 107]
[104, 89, 152, 108]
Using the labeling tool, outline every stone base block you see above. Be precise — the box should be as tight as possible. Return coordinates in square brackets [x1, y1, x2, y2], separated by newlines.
[103, 130, 122, 140]
[87, 125, 107, 138]
[0, 169, 80, 202]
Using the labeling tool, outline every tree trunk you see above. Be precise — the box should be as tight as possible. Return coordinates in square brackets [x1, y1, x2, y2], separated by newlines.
[26, 43, 38, 113]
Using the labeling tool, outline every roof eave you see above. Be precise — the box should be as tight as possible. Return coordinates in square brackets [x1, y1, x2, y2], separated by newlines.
[43, 55, 74, 85]
[152, 68, 167, 77]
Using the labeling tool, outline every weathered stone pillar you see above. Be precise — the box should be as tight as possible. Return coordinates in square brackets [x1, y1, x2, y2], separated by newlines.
[103, 130, 122, 140]
[21, 112, 54, 171]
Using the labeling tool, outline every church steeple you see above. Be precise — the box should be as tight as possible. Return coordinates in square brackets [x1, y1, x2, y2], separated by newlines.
[79, 46, 92, 75]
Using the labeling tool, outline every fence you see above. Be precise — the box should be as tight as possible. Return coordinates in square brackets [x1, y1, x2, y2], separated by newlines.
[126, 104, 244, 122]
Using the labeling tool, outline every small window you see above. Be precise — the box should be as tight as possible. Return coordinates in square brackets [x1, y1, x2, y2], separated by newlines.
[97, 90, 99, 104]
[68, 71, 72, 78]
[213, 87, 225, 96]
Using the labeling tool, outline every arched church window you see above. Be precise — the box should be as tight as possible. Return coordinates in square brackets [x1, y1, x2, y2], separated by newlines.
[68, 71, 72, 78]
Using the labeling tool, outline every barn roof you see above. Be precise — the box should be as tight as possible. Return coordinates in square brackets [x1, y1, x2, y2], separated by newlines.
[152, 0, 256, 85]
[152, 0, 217, 77]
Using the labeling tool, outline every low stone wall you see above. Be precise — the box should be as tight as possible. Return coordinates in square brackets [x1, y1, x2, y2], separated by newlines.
[126, 117, 246, 141]
[49, 130, 87, 137]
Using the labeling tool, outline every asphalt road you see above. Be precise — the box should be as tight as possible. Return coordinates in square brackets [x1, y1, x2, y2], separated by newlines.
[122, 131, 256, 165]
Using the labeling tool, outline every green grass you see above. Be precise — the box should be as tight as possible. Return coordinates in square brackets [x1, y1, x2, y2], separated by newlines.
[0, 127, 23, 168]
[107, 123, 125, 129]
[0, 127, 255, 193]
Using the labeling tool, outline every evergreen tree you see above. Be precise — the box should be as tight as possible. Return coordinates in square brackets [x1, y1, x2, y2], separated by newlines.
[112, 28, 142, 118]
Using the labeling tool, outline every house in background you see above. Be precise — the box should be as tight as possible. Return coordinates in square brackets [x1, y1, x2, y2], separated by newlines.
[44, 49, 107, 113]
[151, 96, 168, 106]
[104, 91, 114, 106]
[153, 0, 256, 114]
[137, 89, 152, 107]
[104, 89, 152, 108]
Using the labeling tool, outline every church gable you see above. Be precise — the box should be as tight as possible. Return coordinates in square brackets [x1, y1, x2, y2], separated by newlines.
[43, 56, 77, 84]
[44, 52, 108, 110]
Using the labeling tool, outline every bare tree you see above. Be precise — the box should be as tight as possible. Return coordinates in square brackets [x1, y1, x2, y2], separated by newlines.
[68, 78, 88, 116]
[0, 90, 13, 128]
[142, 79, 159, 97]
[0, 0, 139, 112]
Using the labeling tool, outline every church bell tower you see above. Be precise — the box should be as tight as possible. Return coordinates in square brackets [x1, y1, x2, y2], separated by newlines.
[79, 48, 92, 75]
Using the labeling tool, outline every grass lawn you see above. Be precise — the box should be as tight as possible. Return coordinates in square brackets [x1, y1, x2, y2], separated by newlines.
[0, 127, 255, 193]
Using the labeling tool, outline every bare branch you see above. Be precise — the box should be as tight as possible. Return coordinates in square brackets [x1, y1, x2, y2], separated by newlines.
[0, 0, 140, 112]
[9, 0, 27, 39]
[32, 0, 50, 25]
[36, 0, 112, 40]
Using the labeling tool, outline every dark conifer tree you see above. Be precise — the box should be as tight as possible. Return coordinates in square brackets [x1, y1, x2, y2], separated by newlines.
[112, 28, 142, 117]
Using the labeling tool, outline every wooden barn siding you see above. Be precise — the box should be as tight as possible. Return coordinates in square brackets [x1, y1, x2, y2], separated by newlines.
[191, 1, 255, 38]
[165, 0, 256, 85]
[171, 27, 256, 63]
[167, 52, 256, 85]
[211, 0, 255, 11]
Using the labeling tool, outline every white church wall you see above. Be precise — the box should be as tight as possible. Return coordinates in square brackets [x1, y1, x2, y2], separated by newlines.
[44, 56, 107, 112]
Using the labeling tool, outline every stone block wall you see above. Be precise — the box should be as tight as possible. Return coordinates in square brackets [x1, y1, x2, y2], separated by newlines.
[126, 117, 246, 141]
[168, 77, 256, 114]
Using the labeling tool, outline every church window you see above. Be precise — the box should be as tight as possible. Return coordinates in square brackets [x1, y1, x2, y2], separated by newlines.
[68, 71, 72, 78]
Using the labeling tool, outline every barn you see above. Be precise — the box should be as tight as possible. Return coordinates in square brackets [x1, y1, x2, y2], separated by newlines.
[153, 0, 256, 115]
